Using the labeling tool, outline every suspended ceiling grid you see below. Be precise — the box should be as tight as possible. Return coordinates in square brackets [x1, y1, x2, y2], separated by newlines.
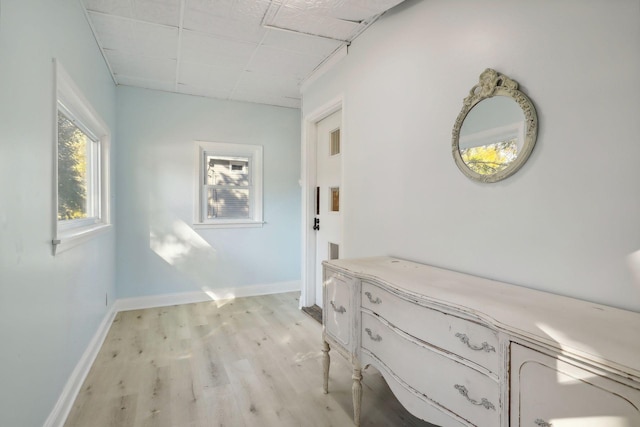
[80, 0, 406, 108]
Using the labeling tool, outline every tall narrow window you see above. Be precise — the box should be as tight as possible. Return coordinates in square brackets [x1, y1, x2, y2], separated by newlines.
[330, 128, 341, 155]
[330, 187, 340, 212]
[53, 60, 110, 253]
[57, 108, 100, 221]
[195, 141, 263, 228]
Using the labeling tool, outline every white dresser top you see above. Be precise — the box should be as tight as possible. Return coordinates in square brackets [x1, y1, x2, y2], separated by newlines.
[326, 257, 640, 381]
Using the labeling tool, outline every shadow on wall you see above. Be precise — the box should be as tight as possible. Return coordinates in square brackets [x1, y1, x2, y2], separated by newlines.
[149, 215, 238, 300]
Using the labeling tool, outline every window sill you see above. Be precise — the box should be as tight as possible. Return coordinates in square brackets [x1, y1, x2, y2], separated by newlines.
[53, 223, 112, 255]
[193, 220, 265, 230]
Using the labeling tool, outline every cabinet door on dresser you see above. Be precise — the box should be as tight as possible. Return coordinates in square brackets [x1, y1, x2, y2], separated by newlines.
[510, 343, 640, 427]
[322, 266, 356, 354]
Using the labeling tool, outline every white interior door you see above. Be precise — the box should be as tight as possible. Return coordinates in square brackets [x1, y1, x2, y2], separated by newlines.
[315, 110, 342, 308]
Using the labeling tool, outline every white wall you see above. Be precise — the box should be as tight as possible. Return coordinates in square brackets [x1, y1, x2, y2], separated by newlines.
[115, 87, 301, 298]
[302, 0, 640, 311]
[0, 1, 117, 426]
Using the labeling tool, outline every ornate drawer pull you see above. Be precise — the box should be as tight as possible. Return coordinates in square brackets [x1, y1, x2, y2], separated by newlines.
[535, 420, 552, 427]
[330, 301, 346, 314]
[455, 333, 496, 353]
[365, 328, 382, 342]
[453, 385, 495, 410]
[364, 291, 382, 304]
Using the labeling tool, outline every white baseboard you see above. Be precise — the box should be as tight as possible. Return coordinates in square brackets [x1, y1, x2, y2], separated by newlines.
[44, 280, 300, 426]
[43, 304, 118, 427]
[114, 280, 301, 312]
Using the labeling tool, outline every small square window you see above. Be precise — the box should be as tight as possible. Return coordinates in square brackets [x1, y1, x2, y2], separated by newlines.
[195, 141, 263, 228]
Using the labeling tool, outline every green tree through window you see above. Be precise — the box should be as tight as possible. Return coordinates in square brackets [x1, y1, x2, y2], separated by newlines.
[57, 110, 89, 220]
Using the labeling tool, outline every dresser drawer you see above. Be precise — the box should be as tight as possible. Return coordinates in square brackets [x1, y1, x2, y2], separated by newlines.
[362, 312, 500, 427]
[362, 281, 500, 374]
[511, 343, 640, 427]
[323, 268, 353, 350]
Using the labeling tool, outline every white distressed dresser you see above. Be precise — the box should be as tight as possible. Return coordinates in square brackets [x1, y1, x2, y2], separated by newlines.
[321, 257, 640, 427]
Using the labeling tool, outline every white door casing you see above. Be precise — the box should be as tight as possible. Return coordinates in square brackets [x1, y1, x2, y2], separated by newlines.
[300, 96, 344, 309]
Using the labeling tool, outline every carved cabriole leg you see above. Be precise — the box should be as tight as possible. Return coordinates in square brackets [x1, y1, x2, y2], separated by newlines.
[322, 340, 330, 394]
[352, 366, 363, 426]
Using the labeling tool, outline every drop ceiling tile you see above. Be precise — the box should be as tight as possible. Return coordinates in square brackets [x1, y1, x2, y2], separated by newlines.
[261, 28, 344, 58]
[178, 61, 242, 91]
[88, 13, 178, 59]
[281, 0, 404, 21]
[117, 75, 176, 92]
[272, 6, 361, 41]
[177, 84, 232, 100]
[234, 70, 301, 98]
[332, 0, 406, 21]
[132, 0, 182, 27]
[180, 30, 256, 68]
[87, 11, 136, 53]
[105, 50, 177, 82]
[132, 21, 179, 59]
[231, 91, 301, 109]
[186, 0, 270, 22]
[185, 0, 235, 19]
[183, 3, 268, 43]
[231, 0, 272, 22]
[82, 0, 134, 18]
[248, 46, 324, 79]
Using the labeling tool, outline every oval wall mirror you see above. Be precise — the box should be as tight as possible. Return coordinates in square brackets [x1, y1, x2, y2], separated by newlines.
[452, 69, 538, 183]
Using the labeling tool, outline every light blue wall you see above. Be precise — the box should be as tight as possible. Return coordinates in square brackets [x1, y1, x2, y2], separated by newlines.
[303, 0, 640, 312]
[0, 2, 301, 424]
[0, 1, 117, 426]
[115, 87, 301, 298]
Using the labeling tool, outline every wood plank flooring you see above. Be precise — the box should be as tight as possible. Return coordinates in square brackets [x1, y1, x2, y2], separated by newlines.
[65, 292, 435, 427]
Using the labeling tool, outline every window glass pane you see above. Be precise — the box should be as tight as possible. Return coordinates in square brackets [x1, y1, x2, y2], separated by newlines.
[207, 188, 250, 219]
[57, 110, 91, 221]
[206, 155, 249, 186]
[329, 242, 339, 260]
[330, 187, 339, 212]
[330, 128, 340, 155]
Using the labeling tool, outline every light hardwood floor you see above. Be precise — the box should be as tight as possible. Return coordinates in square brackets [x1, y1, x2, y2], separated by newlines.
[65, 292, 435, 427]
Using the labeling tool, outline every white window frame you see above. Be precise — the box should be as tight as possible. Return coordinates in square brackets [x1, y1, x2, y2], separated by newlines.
[52, 59, 111, 254]
[194, 141, 263, 229]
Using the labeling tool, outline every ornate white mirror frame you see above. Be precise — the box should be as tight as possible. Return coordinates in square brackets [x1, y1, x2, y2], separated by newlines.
[452, 68, 538, 183]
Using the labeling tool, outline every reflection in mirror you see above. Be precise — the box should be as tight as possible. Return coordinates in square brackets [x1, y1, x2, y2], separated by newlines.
[452, 69, 538, 183]
[459, 96, 525, 175]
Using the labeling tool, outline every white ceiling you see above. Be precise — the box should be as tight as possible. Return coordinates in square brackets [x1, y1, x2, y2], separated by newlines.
[80, 0, 405, 108]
